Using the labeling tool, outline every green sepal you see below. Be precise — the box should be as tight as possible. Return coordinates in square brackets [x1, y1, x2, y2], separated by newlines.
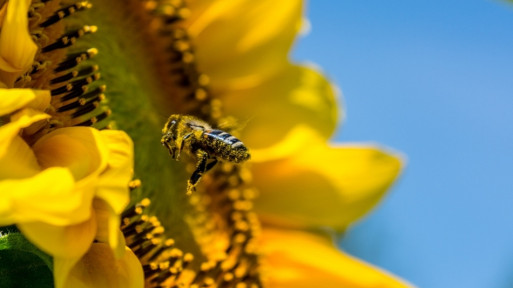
[0, 229, 53, 288]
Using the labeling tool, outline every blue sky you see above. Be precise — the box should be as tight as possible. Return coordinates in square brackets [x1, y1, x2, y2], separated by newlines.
[292, 1, 513, 287]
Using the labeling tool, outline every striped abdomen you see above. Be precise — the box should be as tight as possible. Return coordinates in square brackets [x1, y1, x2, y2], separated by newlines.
[202, 129, 250, 163]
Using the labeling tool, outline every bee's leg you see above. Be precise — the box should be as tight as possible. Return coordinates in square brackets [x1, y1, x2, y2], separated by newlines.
[205, 159, 218, 172]
[187, 150, 209, 195]
[174, 133, 192, 160]
[161, 138, 174, 158]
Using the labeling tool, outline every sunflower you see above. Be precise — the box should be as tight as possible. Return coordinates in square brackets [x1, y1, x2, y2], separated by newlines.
[0, 0, 412, 287]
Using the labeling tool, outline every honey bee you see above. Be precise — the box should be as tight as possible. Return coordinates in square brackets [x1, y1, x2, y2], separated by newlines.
[161, 114, 250, 195]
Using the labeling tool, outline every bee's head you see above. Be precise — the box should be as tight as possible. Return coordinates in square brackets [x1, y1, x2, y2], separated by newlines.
[162, 115, 180, 134]
[161, 131, 180, 160]
[162, 116, 180, 160]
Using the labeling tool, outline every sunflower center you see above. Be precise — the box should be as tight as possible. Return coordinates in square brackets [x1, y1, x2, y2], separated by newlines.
[25, 0, 264, 286]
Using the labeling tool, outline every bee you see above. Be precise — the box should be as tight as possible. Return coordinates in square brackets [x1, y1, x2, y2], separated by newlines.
[161, 114, 250, 195]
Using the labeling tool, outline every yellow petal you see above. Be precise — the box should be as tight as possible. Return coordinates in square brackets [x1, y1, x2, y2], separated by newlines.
[185, 0, 302, 88]
[0, 88, 35, 115]
[24, 89, 51, 112]
[0, 135, 39, 179]
[54, 256, 82, 288]
[0, 109, 50, 179]
[56, 244, 144, 288]
[93, 198, 126, 259]
[253, 128, 403, 231]
[260, 228, 413, 288]
[18, 213, 97, 259]
[0, 2, 7, 25]
[0, 167, 84, 226]
[0, 88, 50, 115]
[0, 0, 37, 87]
[95, 130, 134, 215]
[223, 65, 338, 152]
[32, 127, 109, 181]
[93, 130, 133, 256]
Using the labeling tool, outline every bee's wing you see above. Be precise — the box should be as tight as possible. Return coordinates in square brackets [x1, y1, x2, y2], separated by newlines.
[216, 116, 253, 134]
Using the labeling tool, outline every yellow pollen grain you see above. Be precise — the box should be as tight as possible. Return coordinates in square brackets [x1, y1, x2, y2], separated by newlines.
[144, 1, 157, 10]
[228, 175, 240, 186]
[178, 8, 190, 19]
[152, 226, 165, 235]
[174, 40, 190, 52]
[170, 0, 183, 6]
[164, 238, 175, 247]
[87, 48, 98, 57]
[149, 216, 158, 223]
[135, 225, 145, 234]
[242, 188, 258, 200]
[198, 74, 210, 86]
[234, 233, 246, 244]
[183, 253, 194, 263]
[85, 25, 98, 33]
[234, 201, 253, 211]
[170, 248, 183, 258]
[133, 207, 143, 215]
[239, 168, 253, 183]
[234, 221, 249, 232]
[140, 197, 150, 206]
[203, 277, 214, 286]
[227, 189, 241, 200]
[200, 262, 211, 272]
[150, 262, 159, 270]
[244, 242, 257, 254]
[129, 179, 142, 188]
[182, 52, 194, 63]
[79, 1, 92, 9]
[231, 211, 243, 221]
[160, 262, 171, 271]
[221, 258, 234, 271]
[168, 267, 180, 274]
[173, 28, 186, 39]
[223, 272, 234, 282]
[162, 6, 176, 17]
[194, 88, 207, 101]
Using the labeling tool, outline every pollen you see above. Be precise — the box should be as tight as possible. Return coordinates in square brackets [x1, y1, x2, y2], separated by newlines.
[20, 0, 112, 135]
[121, 198, 202, 287]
